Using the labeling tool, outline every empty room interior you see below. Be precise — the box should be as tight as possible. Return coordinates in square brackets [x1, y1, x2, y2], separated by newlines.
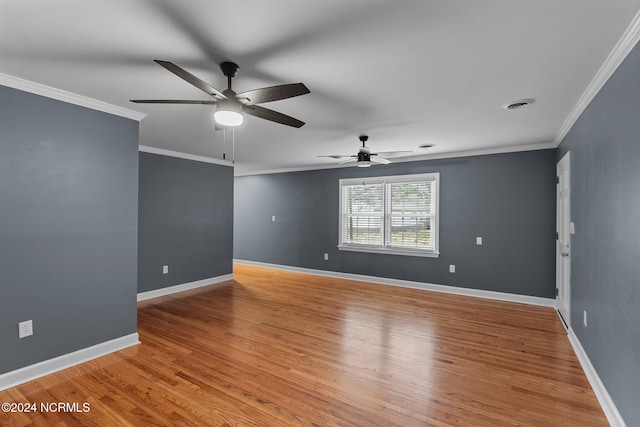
[1, 1, 640, 426]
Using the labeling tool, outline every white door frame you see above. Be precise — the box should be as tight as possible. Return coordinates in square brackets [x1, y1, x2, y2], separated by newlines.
[556, 152, 571, 328]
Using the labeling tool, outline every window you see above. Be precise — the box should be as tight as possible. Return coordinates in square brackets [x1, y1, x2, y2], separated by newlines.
[339, 173, 439, 257]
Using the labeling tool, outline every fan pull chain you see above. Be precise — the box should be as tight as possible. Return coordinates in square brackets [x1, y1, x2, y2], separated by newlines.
[220, 125, 235, 164]
[222, 126, 227, 161]
[232, 126, 236, 164]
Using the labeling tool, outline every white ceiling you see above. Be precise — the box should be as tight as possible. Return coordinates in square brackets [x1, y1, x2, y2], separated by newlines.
[2, 0, 640, 174]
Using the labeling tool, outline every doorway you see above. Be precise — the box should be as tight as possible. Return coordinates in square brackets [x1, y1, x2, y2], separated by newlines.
[556, 152, 571, 328]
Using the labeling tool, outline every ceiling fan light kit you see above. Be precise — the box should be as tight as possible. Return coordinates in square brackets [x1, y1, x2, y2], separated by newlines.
[214, 98, 244, 127]
[131, 60, 309, 128]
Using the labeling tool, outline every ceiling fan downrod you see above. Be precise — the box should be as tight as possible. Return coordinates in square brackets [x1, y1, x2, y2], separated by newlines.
[220, 61, 239, 91]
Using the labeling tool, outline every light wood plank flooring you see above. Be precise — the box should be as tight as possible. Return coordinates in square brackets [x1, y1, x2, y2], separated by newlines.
[0, 265, 607, 426]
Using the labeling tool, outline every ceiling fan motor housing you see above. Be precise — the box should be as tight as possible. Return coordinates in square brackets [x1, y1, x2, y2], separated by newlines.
[357, 151, 371, 162]
[217, 97, 242, 113]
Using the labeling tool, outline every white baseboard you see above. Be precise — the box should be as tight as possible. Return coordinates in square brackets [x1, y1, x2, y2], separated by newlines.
[137, 273, 234, 301]
[233, 260, 555, 307]
[567, 328, 627, 427]
[0, 333, 140, 391]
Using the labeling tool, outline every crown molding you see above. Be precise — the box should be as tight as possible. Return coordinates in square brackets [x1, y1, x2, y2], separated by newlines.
[233, 141, 556, 177]
[554, 9, 640, 145]
[139, 145, 234, 167]
[0, 72, 146, 121]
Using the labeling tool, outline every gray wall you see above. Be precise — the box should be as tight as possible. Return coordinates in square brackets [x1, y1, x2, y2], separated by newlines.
[138, 152, 233, 293]
[0, 85, 139, 374]
[557, 40, 640, 425]
[235, 149, 556, 298]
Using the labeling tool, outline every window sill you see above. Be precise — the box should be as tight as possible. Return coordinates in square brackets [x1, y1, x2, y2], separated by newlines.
[338, 245, 440, 258]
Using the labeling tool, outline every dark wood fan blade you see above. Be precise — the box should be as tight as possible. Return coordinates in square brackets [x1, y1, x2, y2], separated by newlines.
[130, 99, 217, 104]
[236, 83, 310, 105]
[243, 105, 305, 128]
[154, 60, 226, 99]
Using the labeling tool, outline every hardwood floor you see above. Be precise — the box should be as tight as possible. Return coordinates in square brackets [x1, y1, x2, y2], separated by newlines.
[0, 265, 607, 426]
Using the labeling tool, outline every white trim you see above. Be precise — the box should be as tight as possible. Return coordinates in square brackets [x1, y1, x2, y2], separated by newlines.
[0, 72, 145, 121]
[378, 142, 556, 164]
[339, 172, 439, 185]
[233, 260, 555, 307]
[139, 145, 234, 167]
[554, 9, 640, 145]
[338, 173, 440, 258]
[0, 333, 140, 391]
[338, 244, 440, 258]
[137, 274, 234, 301]
[567, 328, 627, 427]
[233, 142, 556, 176]
[556, 152, 572, 327]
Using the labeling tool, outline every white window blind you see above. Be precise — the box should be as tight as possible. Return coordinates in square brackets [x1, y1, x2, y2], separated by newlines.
[342, 183, 384, 246]
[388, 181, 435, 251]
[339, 173, 439, 257]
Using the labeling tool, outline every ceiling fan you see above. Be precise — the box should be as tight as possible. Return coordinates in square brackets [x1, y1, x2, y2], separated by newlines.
[131, 60, 310, 128]
[319, 135, 413, 167]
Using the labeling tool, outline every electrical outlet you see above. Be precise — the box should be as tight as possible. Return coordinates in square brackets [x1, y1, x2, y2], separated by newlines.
[476, 237, 483, 245]
[163, 265, 169, 274]
[19, 320, 33, 338]
[449, 264, 456, 273]
[324, 253, 329, 261]
[583, 310, 587, 327]
[272, 215, 276, 222]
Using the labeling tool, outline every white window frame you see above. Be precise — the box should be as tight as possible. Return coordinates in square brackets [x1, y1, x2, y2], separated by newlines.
[338, 173, 440, 258]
